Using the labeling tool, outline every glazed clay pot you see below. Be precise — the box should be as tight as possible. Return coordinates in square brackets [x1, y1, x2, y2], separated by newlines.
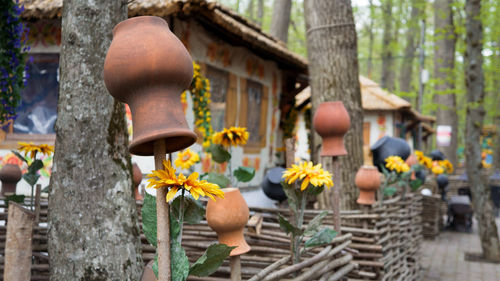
[312, 101, 351, 156]
[0, 164, 22, 195]
[370, 136, 411, 172]
[355, 165, 381, 205]
[132, 163, 143, 200]
[206, 188, 251, 256]
[261, 167, 287, 202]
[104, 16, 196, 156]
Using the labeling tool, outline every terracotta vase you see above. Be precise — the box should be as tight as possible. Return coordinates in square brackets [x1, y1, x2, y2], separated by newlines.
[132, 163, 143, 200]
[0, 164, 22, 195]
[312, 101, 351, 156]
[355, 165, 381, 205]
[206, 188, 251, 256]
[104, 16, 197, 156]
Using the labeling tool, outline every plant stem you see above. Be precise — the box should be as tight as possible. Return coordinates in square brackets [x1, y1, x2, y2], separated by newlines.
[293, 192, 307, 264]
[30, 184, 34, 211]
[228, 146, 234, 187]
[178, 189, 185, 244]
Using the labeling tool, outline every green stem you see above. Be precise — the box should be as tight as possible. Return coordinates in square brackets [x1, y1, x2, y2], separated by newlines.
[228, 146, 234, 187]
[30, 184, 34, 211]
[293, 192, 307, 264]
[178, 189, 185, 244]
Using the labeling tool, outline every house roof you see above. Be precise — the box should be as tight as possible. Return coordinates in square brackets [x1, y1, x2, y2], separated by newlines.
[19, 0, 308, 71]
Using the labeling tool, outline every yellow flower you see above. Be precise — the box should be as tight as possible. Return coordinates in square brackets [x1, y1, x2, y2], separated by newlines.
[438, 159, 453, 173]
[421, 156, 433, 169]
[146, 160, 181, 189]
[482, 160, 492, 169]
[282, 161, 333, 191]
[212, 127, 250, 147]
[385, 156, 410, 173]
[18, 142, 54, 159]
[174, 149, 200, 170]
[432, 165, 444, 175]
[415, 150, 424, 161]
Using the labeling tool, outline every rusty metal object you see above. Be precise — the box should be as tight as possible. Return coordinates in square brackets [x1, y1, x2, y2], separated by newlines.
[104, 16, 196, 155]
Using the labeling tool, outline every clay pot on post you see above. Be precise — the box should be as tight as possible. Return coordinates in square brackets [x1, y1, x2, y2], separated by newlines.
[312, 101, 351, 156]
[132, 163, 143, 201]
[355, 166, 381, 205]
[104, 16, 197, 156]
[0, 164, 22, 196]
[206, 188, 251, 256]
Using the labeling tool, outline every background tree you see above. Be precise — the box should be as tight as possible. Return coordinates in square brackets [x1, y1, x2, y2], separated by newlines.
[270, 0, 292, 43]
[434, 0, 458, 167]
[464, 0, 500, 261]
[399, 0, 422, 97]
[48, 0, 143, 279]
[304, 0, 364, 210]
[380, 0, 395, 91]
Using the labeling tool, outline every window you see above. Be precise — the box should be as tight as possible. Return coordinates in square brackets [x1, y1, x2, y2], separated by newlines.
[0, 53, 58, 147]
[205, 65, 229, 132]
[246, 80, 263, 144]
[239, 78, 268, 153]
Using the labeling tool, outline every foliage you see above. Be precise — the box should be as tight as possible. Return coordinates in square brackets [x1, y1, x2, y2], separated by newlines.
[0, 0, 30, 125]
[141, 192, 233, 281]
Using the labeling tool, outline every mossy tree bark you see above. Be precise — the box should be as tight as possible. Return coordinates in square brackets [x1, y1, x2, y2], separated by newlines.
[434, 0, 458, 169]
[48, 0, 143, 280]
[304, 0, 364, 211]
[464, 0, 500, 262]
[399, 0, 422, 97]
[380, 0, 395, 91]
[270, 0, 292, 43]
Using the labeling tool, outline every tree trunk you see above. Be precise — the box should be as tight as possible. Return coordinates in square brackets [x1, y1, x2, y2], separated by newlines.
[367, 0, 375, 78]
[464, 0, 500, 261]
[381, 0, 395, 91]
[304, 0, 364, 211]
[247, 0, 255, 21]
[270, 0, 292, 43]
[399, 0, 421, 95]
[257, 0, 264, 27]
[434, 0, 458, 169]
[494, 38, 500, 171]
[48, 0, 143, 280]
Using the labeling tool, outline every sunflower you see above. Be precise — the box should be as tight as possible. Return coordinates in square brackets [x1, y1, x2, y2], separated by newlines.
[385, 156, 410, 173]
[282, 161, 333, 191]
[174, 149, 200, 170]
[415, 150, 424, 161]
[438, 159, 453, 173]
[431, 165, 444, 175]
[421, 156, 433, 169]
[18, 142, 54, 159]
[147, 161, 224, 202]
[212, 127, 249, 147]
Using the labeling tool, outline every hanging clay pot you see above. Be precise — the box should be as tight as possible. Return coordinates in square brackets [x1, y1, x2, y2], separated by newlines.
[0, 164, 22, 195]
[355, 165, 381, 205]
[312, 101, 351, 156]
[370, 136, 411, 172]
[206, 188, 251, 256]
[132, 163, 143, 200]
[261, 167, 287, 202]
[104, 16, 196, 156]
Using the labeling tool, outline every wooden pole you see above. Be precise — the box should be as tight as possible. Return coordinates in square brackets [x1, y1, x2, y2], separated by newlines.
[285, 138, 298, 262]
[154, 140, 171, 281]
[331, 157, 341, 235]
[230, 255, 242, 281]
[34, 184, 42, 226]
[4, 202, 34, 281]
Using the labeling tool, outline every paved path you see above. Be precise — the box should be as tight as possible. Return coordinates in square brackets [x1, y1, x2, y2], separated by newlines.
[421, 219, 500, 281]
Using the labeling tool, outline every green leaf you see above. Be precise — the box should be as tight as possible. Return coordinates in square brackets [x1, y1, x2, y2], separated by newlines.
[278, 213, 302, 236]
[41, 185, 50, 193]
[304, 228, 337, 248]
[410, 179, 423, 191]
[22, 173, 40, 186]
[209, 144, 231, 164]
[306, 185, 325, 196]
[170, 215, 181, 242]
[189, 244, 236, 277]
[171, 239, 190, 281]
[5, 194, 25, 208]
[206, 173, 230, 189]
[142, 193, 157, 247]
[28, 159, 44, 173]
[304, 211, 328, 236]
[281, 182, 299, 215]
[233, 166, 255, 183]
[152, 255, 158, 278]
[383, 187, 397, 197]
[11, 151, 27, 163]
[171, 196, 205, 225]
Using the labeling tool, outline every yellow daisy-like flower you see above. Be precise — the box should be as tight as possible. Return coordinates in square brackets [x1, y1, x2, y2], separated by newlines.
[18, 142, 54, 159]
[421, 156, 433, 169]
[147, 161, 224, 202]
[282, 161, 334, 191]
[438, 159, 453, 174]
[385, 156, 410, 173]
[212, 127, 249, 147]
[174, 149, 200, 170]
[432, 165, 444, 175]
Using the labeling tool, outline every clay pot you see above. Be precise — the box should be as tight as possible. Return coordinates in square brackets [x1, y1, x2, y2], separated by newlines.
[355, 165, 381, 205]
[0, 164, 22, 195]
[370, 136, 410, 172]
[430, 150, 445, 161]
[104, 16, 196, 156]
[405, 154, 418, 167]
[261, 167, 287, 202]
[312, 101, 351, 156]
[206, 188, 250, 256]
[132, 163, 143, 200]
